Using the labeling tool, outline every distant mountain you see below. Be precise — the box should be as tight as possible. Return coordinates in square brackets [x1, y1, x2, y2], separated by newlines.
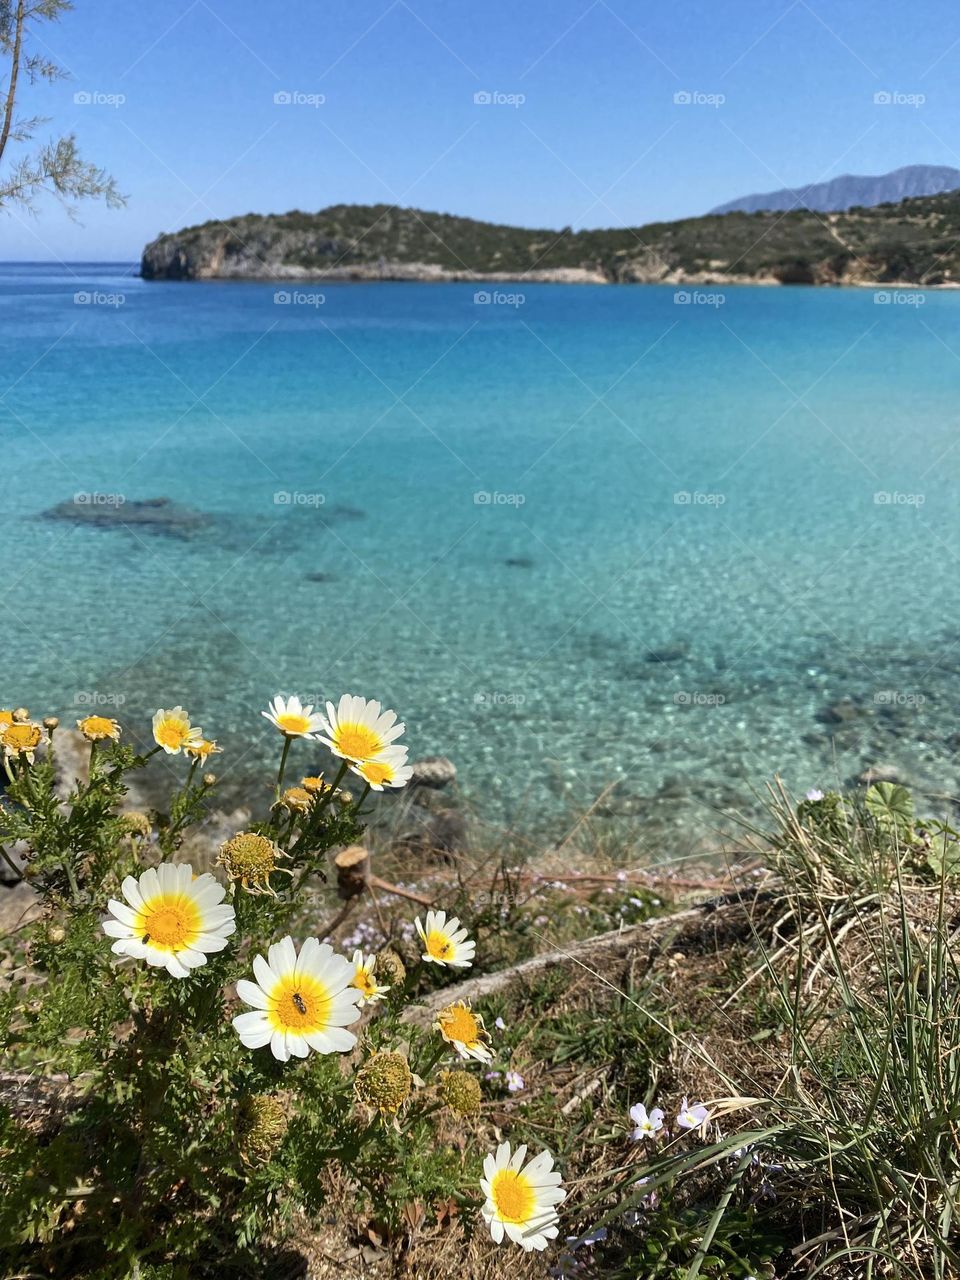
[141, 190, 960, 287]
[709, 165, 960, 215]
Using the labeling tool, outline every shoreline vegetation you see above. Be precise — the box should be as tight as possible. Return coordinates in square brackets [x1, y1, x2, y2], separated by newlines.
[3, 699, 960, 1278]
[141, 191, 960, 287]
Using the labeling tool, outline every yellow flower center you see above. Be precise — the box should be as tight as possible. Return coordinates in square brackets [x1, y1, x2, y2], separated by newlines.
[276, 713, 311, 735]
[155, 719, 188, 749]
[359, 759, 393, 786]
[79, 715, 117, 740]
[3, 723, 42, 752]
[0, 710, 14, 729]
[268, 974, 332, 1032]
[334, 722, 383, 760]
[490, 1169, 536, 1225]
[426, 930, 454, 961]
[137, 896, 201, 951]
[353, 969, 377, 998]
[439, 1003, 480, 1045]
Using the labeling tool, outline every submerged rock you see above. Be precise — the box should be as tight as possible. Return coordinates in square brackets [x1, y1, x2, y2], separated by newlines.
[645, 642, 690, 664]
[304, 571, 337, 583]
[42, 496, 210, 539]
[409, 756, 457, 789]
[504, 556, 534, 569]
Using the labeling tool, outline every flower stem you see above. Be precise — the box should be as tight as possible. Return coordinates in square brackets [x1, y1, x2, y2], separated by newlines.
[275, 736, 292, 798]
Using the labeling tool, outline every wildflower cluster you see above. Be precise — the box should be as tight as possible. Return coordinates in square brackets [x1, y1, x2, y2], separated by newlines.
[0, 694, 566, 1275]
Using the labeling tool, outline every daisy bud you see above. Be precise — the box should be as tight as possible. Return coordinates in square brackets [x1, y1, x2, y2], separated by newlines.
[46, 924, 66, 944]
[374, 948, 406, 989]
[12, 708, 29, 723]
[42, 717, 59, 731]
[354, 1051, 413, 1116]
[237, 1093, 288, 1164]
[202, 773, 217, 787]
[437, 1069, 481, 1116]
[217, 831, 289, 896]
[338, 790, 354, 807]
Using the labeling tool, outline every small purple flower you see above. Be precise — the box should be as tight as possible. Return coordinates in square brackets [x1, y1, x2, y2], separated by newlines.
[506, 1070, 525, 1093]
[484, 1070, 501, 1082]
[676, 1097, 710, 1130]
[805, 788, 824, 802]
[629, 1102, 664, 1140]
[494, 1016, 506, 1031]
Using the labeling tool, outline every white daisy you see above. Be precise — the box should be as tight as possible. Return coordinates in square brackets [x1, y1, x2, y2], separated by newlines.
[233, 936, 363, 1062]
[101, 862, 235, 979]
[152, 707, 203, 755]
[480, 1142, 567, 1251]
[261, 694, 325, 738]
[349, 745, 413, 791]
[414, 909, 475, 968]
[351, 950, 390, 1003]
[317, 694, 405, 764]
[629, 1102, 664, 1140]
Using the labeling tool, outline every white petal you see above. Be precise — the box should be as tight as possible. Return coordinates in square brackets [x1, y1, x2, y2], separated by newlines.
[286, 1034, 310, 1058]
[234, 1010, 272, 1035]
[102, 918, 134, 939]
[270, 1031, 290, 1061]
[268, 937, 297, 979]
[121, 875, 145, 909]
[253, 953, 276, 992]
[236, 978, 270, 1009]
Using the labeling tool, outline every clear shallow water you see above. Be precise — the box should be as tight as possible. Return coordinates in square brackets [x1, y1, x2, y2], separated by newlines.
[3, 264, 960, 840]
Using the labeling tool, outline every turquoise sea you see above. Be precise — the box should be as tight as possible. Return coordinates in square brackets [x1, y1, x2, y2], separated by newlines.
[3, 264, 960, 841]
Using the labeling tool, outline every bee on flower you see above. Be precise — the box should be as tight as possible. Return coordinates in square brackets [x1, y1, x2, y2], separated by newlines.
[414, 909, 475, 968]
[262, 694, 326, 738]
[77, 715, 121, 742]
[152, 707, 203, 755]
[101, 862, 236, 979]
[350, 950, 390, 1003]
[435, 1001, 493, 1063]
[480, 1142, 566, 1251]
[317, 694, 405, 764]
[232, 936, 363, 1062]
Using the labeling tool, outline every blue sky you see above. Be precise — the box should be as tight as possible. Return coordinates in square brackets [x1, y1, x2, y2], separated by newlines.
[3, 0, 960, 260]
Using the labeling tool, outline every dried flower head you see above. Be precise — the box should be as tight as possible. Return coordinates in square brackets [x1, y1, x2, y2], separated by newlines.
[2, 721, 45, 762]
[354, 1050, 413, 1116]
[374, 948, 406, 988]
[218, 831, 289, 896]
[237, 1092, 289, 1164]
[120, 811, 152, 839]
[278, 785, 313, 814]
[77, 715, 121, 742]
[436, 1001, 493, 1062]
[438, 1068, 482, 1116]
